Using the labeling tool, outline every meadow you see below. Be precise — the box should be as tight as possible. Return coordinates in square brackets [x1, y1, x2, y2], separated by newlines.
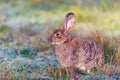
[0, 0, 120, 79]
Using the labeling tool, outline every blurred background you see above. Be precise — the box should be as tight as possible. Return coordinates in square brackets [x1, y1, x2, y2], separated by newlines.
[0, 0, 120, 79]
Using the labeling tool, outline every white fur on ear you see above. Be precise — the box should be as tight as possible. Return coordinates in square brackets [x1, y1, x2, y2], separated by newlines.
[64, 12, 75, 33]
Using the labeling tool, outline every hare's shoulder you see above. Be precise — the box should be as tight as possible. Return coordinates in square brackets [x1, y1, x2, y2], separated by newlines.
[72, 36, 100, 47]
[72, 36, 102, 64]
[72, 36, 94, 46]
[72, 36, 102, 57]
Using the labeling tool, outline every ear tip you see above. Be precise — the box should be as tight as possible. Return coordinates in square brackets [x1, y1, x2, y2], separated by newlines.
[66, 12, 75, 18]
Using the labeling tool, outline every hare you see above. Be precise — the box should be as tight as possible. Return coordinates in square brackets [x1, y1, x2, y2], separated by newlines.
[49, 12, 104, 75]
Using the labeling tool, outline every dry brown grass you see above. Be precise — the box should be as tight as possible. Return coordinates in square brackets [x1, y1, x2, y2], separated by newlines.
[84, 29, 120, 76]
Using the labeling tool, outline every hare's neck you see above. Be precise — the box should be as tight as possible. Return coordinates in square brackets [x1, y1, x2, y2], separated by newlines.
[55, 40, 70, 48]
[55, 43, 67, 48]
[55, 41, 73, 53]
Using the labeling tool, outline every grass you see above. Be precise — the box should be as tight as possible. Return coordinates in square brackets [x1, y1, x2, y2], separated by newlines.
[0, 0, 120, 79]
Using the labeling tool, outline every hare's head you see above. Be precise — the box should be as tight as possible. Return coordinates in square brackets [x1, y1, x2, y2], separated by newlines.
[49, 12, 75, 45]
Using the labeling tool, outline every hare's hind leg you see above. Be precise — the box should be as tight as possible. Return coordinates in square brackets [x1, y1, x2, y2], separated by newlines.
[66, 66, 77, 75]
[66, 66, 81, 80]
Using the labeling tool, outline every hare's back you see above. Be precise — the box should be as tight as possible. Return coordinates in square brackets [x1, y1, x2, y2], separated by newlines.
[72, 36, 103, 63]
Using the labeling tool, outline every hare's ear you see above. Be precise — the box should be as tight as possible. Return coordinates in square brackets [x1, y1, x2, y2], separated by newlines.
[64, 12, 75, 33]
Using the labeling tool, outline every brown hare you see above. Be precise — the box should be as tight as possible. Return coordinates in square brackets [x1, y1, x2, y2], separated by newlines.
[49, 12, 104, 77]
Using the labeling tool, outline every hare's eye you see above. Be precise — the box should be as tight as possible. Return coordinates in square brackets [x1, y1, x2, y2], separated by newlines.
[56, 32, 61, 36]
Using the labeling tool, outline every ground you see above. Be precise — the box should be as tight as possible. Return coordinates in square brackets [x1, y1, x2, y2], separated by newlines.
[0, 0, 120, 79]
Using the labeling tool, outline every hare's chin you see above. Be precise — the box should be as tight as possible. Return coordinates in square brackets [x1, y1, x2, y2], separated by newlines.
[51, 42, 64, 45]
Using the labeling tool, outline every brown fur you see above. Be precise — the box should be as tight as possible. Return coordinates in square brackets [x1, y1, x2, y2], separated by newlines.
[49, 12, 104, 74]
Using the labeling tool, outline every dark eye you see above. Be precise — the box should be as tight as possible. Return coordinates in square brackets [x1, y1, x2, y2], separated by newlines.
[56, 32, 61, 36]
